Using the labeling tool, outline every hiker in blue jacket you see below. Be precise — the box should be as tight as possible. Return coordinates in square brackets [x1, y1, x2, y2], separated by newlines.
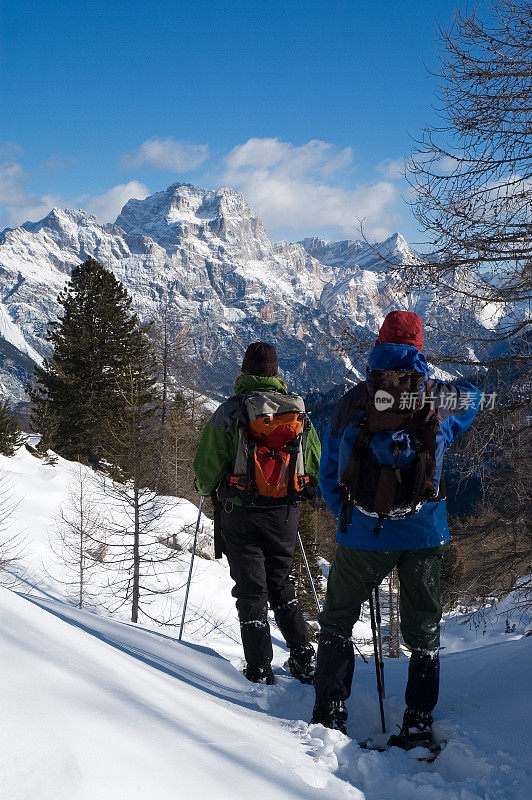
[311, 310, 481, 748]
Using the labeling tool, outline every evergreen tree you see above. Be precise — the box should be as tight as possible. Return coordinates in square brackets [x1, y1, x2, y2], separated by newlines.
[0, 399, 23, 456]
[30, 258, 153, 465]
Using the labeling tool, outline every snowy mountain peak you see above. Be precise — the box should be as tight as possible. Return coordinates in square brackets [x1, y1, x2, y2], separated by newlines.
[114, 183, 268, 253]
[0, 180, 499, 402]
[118, 182, 251, 225]
[22, 207, 98, 235]
[299, 232, 418, 273]
[300, 236, 329, 250]
[378, 231, 412, 259]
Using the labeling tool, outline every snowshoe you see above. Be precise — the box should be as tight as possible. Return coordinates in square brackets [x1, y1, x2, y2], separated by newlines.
[243, 664, 275, 684]
[388, 708, 434, 751]
[310, 700, 348, 735]
[387, 708, 447, 760]
[359, 735, 447, 762]
[287, 644, 316, 685]
[416, 740, 447, 762]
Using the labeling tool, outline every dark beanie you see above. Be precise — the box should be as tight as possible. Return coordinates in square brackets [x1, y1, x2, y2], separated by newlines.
[241, 342, 279, 377]
[377, 310, 424, 351]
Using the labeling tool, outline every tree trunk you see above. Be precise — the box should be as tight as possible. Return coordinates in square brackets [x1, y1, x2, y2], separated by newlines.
[161, 318, 168, 427]
[79, 533, 84, 610]
[387, 573, 394, 657]
[79, 476, 85, 609]
[131, 471, 140, 623]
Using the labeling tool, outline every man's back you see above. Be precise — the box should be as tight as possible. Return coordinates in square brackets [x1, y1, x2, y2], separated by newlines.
[319, 341, 480, 550]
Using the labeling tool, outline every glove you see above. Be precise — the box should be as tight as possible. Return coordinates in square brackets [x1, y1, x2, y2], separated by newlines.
[310, 495, 327, 510]
[304, 483, 326, 509]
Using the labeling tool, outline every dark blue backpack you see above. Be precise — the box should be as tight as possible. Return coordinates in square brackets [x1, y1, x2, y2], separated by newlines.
[339, 369, 444, 536]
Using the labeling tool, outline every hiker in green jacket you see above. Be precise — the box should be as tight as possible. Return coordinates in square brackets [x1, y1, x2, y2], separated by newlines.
[194, 342, 321, 684]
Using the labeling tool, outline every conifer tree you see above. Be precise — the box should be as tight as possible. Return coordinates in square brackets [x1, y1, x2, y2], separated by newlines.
[30, 258, 153, 466]
[0, 399, 23, 456]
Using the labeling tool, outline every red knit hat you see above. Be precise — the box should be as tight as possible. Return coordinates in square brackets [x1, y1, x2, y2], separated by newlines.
[377, 310, 424, 351]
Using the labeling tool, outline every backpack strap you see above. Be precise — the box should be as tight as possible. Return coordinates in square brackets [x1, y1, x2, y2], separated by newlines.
[211, 491, 224, 558]
[340, 422, 370, 532]
[340, 495, 354, 534]
[404, 401, 441, 503]
[344, 387, 368, 428]
[284, 433, 302, 520]
[410, 436, 428, 513]
[301, 414, 310, 455]
[244, 441, 257, 506]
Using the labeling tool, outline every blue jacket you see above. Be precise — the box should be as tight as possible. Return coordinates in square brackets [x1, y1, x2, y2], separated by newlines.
[319, 343, 481, 550]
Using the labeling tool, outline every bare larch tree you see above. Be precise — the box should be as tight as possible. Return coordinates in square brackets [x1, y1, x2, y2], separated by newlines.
[403, 0, 532, 608]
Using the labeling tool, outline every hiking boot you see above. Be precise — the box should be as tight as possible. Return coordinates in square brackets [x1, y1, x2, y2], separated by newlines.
[310, 700, 348, 735]
[288, 644, 316, 685]
[243, 664, 275, 684]
[388, 708, 434, 750]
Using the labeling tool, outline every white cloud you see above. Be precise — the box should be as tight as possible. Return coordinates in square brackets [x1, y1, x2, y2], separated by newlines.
[0, 137, 405, 241]
[377, 157, 406, 179]
[0, 161, 25, 205]
[0, 160, 61, 227]
[85, 181, 150, 223]
[0, 157, 149, 228]
[223, 138, 399, 240]
[437, 155, 461, 175]
[122, 137, 209, 171]
[226, 138, 353, 177]
[412, 151, 462, 176]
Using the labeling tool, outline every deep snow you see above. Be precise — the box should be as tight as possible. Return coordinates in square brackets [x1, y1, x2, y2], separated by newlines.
[0, 446, 530, 799]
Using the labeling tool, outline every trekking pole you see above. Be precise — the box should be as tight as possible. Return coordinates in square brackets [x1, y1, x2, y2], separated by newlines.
[297, 532, 321, 615]
[350, 637, 369, 664]
[368, 589, 386, 734]
[374, 586, 385, 698]
[179, 496, 204, 642]
[297, 532, 368, 662]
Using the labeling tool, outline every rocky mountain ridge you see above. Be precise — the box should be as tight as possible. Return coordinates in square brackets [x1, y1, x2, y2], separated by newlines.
[0, 182, 491, 402]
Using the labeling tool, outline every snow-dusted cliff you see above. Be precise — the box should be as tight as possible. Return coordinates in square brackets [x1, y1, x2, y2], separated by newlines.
[0, 183, 487, 401]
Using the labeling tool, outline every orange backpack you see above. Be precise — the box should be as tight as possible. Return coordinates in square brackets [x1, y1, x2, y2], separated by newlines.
[227, 391, 310, 505]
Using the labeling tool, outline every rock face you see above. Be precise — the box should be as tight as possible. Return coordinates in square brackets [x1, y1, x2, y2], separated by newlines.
[0, 182, 491, 402]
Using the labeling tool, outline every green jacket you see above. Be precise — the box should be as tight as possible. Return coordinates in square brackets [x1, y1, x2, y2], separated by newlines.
[193, 374, 321, 497]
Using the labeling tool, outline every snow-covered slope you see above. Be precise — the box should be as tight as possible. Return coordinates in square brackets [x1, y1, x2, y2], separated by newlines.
[0, 445, 236, 636]
[0, 183, 496, 402]
[0, 446, 530, 799]
[1, 588, 359, 800]
[3, 584, 529, 800]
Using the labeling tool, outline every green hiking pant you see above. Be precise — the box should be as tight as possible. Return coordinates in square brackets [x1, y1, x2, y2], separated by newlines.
[319, 544, 445, 651]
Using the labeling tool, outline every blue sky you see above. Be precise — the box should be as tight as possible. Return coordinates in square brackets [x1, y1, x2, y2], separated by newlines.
[1, 0, 476, 243]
